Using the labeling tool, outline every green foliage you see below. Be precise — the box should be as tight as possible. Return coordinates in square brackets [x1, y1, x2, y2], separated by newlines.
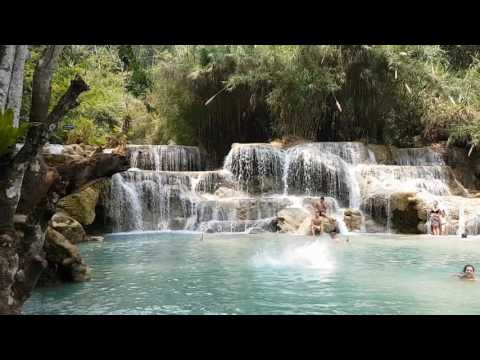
[18, 45, 480, 158]
[66, 117, 107, 146]
[0, 110, 29, 156]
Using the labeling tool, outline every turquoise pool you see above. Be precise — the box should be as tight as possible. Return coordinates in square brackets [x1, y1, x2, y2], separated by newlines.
[24, 232, 480, 314]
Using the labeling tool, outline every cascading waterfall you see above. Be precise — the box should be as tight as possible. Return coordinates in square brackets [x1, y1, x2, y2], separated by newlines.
[128, 145, 203, 171]
[391, 147, 445, 166]
[101, 142, 480, 235]
[223, 144, 285, 194]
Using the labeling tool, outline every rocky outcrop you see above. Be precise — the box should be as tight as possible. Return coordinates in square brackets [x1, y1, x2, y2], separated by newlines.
[277, 207, 311, 233]
[40, 227, 91, 285]
[57, 182, 103, 225]
[50, 212, 86, 244]
[343, 208, 362, 232]
[390, 192, 428, 234]
[41, 144, 98, 166]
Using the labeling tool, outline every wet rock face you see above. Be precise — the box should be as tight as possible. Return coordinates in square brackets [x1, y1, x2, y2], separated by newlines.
[50, 212, 86, 244]
[277, 207, 311, 233]
[40, 227, 91, 285]
[390, 192, 425, 234]
[366, 144, 392, 165]
[444, 146, 480, 190]
[343, 208, 362, 232]
[57, 183, 102, 225]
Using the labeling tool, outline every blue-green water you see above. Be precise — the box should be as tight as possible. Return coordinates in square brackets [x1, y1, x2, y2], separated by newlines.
[24, 232, 480, 314]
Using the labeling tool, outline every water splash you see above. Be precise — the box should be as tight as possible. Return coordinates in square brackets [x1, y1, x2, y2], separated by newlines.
[252, 240, 335, 270]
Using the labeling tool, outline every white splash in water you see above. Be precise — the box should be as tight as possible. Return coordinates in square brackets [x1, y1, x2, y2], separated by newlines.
[252, 240, 335, 270]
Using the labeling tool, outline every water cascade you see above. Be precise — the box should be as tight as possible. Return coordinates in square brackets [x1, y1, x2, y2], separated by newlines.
[101, 142, 480, 235]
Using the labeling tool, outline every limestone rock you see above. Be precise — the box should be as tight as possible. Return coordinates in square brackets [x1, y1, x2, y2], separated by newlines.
[44, 227, 91, 283]
[343, 208, 362, 232]
[57, 183, 101, 225]
[277, 207, 311, 232]
[297, 217, 313, 235]
[50, 212, 86, 244]
[390, 192, 424, 234]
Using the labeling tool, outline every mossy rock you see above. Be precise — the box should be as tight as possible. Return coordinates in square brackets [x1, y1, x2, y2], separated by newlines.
[57, 183, 102, 225]
[50, 212, 86, 244]
[44, 227, 91, 283]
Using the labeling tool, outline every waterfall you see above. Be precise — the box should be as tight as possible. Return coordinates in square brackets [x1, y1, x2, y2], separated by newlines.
[128, 145, 203, 171]
[223, 144, 285, 194]
[391, 147, 445, 166]
[457, 203, 465, 235]
[99, 142, 480, 235]
[358, 165, 452, 196]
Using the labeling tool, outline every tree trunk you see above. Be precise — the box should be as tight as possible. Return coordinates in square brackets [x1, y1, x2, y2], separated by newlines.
[0, 45, 16, 111]
[0, 46, 86, 314]
[7, 46, 29, 127]
[29, 46, 64, 124]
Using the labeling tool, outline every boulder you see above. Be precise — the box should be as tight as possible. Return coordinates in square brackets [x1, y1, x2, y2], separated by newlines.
[390, 192, 426, 234]
[57, 183, 102, 225]
[277, 207, 311, 233]
[343, 208, 362, 232]
[50, 212, 86, 244]
[43, 227, 91, 283]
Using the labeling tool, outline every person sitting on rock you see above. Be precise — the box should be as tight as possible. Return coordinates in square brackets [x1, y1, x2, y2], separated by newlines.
[311, 215, 324, 236]
[457, 264, 476, 281]
[429, 200, 445, 235]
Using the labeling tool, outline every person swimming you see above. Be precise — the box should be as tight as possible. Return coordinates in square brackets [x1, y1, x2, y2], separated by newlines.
[457, 264, 476, 281]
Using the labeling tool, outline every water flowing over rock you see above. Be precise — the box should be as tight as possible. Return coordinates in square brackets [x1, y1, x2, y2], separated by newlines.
[391, 147, 445, 166]
[100, 142, 480, 235]
[224, 143, 285, 194]
[128, 145, 205, 171]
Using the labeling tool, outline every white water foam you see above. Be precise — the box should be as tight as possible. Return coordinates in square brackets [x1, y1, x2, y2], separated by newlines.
[252, 240, 335, 270]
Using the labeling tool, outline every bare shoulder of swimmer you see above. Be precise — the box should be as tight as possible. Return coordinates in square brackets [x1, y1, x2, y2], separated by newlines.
[459, 273, 476, 280]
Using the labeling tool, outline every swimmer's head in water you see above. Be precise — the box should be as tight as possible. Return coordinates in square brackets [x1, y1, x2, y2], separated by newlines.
[463, 264, 475, 273]
[320, 196, 325, 201]
[462, 233, 467, 238]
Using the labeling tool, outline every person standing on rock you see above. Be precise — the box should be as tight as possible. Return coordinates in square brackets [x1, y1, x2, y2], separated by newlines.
[429, 200, 445, 235]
